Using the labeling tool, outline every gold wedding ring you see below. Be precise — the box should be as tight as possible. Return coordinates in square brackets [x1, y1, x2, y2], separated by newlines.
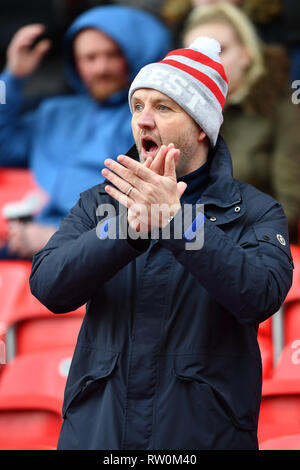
[126, 185, 134, 196]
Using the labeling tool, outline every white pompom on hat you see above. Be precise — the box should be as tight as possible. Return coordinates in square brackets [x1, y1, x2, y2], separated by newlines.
[128, 36, 228, 147]
[189, 36, 221, 56]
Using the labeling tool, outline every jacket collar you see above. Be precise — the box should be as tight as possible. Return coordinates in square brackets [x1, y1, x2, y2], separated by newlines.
[200, 135, 242, 209]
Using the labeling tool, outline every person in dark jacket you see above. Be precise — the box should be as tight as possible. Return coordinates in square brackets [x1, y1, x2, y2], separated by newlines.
[30, 35, 293, 450]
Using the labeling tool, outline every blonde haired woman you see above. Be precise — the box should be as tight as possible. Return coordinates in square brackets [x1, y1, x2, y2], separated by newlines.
[183, 2, 300, 244]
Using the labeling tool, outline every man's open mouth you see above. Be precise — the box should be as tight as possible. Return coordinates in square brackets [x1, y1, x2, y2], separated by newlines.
[141, 136, 159, 158]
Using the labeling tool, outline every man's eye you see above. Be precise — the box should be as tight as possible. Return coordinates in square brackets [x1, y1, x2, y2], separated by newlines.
[159, 105, 168, 111]
[108, 51, 122, 59]
[82, 55, 95, 63]
[134, 104, 143, 112]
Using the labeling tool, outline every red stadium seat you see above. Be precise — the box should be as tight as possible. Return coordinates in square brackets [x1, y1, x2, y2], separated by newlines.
[249, 246, 300, 444]
[256, 245, 300, 379]
[0, 261, 31, 366]
[0, 339, 5, 377]
[282, 244, 300, 346]
[257, 317, 273, 378]
[0, 260, 85, 360]
[272, 341, 300, 380]
[258, 378, 300, 444]
[284, 303, 300, 346]
[259, 433, 300, 450]
[0, 441, 57, 450]
[0, 347, 72, 449]
[0, 261, 31, 328]
[0, 169, 38, 243]
[259, 317, 272, 338]
[17, 315, 83, 356]
[284, 245, 300, 305]
[257, 334, 273, 379]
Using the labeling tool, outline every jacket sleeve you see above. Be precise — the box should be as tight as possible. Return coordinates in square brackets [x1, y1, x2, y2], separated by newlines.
[159, 199, 294, 325]
[29, 191, 147, 313]
[0, 69, 35, 167]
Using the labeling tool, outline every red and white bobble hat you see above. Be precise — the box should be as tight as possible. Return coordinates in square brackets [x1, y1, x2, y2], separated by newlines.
[128, 36, 228, 147]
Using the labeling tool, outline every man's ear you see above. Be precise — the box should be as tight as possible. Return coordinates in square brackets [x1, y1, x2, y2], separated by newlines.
[198, 129, 208, 143]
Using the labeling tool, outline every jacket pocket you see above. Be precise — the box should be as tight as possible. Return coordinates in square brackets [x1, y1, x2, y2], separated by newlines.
[173, 355, 257, 432]
[62, 351, 119, 418]
[253, 225, 293, 265]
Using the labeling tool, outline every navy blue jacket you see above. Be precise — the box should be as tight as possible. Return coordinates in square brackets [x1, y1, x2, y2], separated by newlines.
[30, 137, 293, 450]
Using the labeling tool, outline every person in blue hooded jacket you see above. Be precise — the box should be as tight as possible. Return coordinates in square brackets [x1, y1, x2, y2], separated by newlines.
[0, 5, 170, 259]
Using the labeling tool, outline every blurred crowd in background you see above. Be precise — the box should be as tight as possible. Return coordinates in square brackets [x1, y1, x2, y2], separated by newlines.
[1, 0, 299, 94]
[0, 0, 299, 256]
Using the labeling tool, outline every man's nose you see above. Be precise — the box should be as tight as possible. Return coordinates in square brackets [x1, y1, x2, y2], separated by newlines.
[137, 109, 155, 130]
[93, 56, 110, 74]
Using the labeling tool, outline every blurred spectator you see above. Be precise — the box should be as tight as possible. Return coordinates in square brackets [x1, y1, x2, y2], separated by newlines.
[189, 1, 284, 45]
[282, 0, 300, 82]
[108, 0, 190, 21]
[191, 0, 244, 4]
[187, 0, 299, 83]
[183, 2, 300, 244]
[108, 0, 191, 46]
[0, 0, 70, 101]
[243, 0, 283, 45]
[0, 5, 170, 259]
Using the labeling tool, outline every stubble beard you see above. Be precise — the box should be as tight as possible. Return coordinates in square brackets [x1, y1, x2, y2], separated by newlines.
[136, 131, 197, 178]
[89, 76, 128, 101]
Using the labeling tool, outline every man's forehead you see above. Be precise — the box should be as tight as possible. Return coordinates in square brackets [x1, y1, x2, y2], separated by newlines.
[74, 28, 121, 54]
[131, 88, 176, 104]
